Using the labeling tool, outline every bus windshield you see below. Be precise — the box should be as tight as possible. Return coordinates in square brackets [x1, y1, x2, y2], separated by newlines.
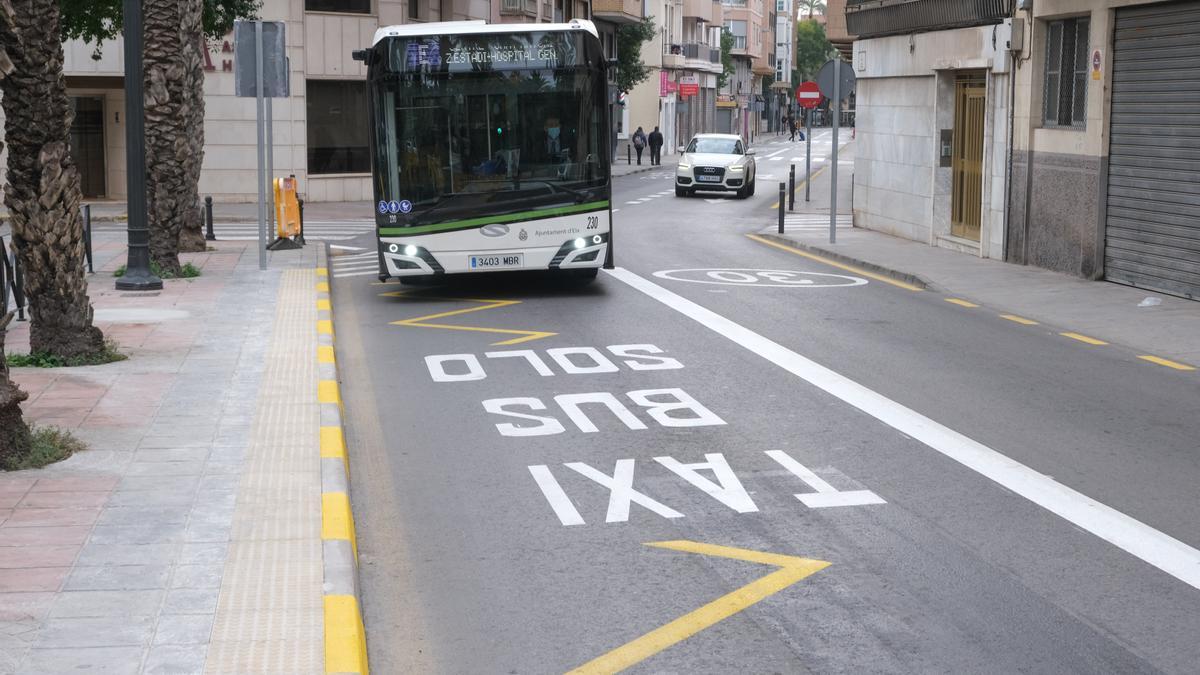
[369, 31, 609, 229]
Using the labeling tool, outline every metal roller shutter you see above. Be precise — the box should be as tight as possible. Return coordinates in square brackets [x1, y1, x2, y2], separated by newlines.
[1105, 1, 1200, 300]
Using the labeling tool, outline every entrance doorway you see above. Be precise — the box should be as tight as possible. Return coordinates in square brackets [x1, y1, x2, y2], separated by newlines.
[951, 73, 986, 241]
[69, 97, 106, 199]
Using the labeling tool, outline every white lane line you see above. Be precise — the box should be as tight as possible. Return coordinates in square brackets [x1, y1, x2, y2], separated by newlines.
[329, 244, 366, 251]
[333, 270, 381, 278]
[769, 157, 784, 162]
[604, 266, 1200, 591]
[612, 208, 621, 213]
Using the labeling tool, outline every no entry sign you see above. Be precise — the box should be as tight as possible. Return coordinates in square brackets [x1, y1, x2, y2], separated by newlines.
[796, 81, 822, 109]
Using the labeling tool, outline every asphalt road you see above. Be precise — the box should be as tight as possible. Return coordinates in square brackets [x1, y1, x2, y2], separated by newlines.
[331, 143, 1200, 674]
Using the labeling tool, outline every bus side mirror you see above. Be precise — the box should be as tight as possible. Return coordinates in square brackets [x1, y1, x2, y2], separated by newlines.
[352, 49, 369, 63]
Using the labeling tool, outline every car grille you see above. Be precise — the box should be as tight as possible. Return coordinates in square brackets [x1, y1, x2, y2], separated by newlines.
[693, 166, 726, 179]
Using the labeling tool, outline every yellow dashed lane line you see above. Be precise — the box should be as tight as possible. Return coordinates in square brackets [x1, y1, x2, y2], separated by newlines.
[1138, 355, 1196, 371]
[944, 298, 979, 308]
[1060, 332, 1108, 346]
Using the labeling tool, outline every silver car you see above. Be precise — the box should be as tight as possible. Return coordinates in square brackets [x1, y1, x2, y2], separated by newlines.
[675, 133, 757, 199]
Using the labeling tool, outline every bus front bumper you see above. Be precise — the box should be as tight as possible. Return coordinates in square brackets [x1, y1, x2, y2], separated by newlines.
[379, 235, 607, 277]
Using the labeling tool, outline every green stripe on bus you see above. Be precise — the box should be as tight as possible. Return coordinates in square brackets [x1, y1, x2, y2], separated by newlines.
[377, 200, 610, 236]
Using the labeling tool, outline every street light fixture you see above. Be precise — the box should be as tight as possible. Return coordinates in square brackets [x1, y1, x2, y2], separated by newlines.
[115, 0, 162, 291]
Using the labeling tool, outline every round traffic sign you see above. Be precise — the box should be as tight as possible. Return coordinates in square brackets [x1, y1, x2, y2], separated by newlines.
[796, 81, 822, 109]
[816, 59, 856, 99]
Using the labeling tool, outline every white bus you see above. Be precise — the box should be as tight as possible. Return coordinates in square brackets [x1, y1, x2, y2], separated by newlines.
[353, 19, 613, 284]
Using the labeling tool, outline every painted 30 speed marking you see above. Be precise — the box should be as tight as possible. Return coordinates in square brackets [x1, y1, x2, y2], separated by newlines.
[654, 268, 867, 288]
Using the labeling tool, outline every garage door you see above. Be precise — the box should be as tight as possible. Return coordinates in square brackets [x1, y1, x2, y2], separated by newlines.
[1105, 0, 1200, 300]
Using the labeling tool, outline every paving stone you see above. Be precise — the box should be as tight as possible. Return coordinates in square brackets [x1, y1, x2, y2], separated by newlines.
[143, 644, 207, 674]
[88, 522, 189, 545]
[178, 543, 229, 566]
[117, 475, 202, 493]
[153, 614, 215, 646]
[0, 546, 80, 569]
[107, 489, 196, 508]
[96, 505, 192, 527]
[65, 565, 171, 591]
[75, 543, 180, 567]
[49, 590, 164, 618]
[18, 646, 143, 675]
[131, 448, 211, 463]
[0, 568, 69, 593]
[161, 588, 220, 615]
[0, 526, 91, 548]
[170, 564, 225, 590]
[16, 491, 110, 509]
[125, 461, 207, 477]
[1, 508, 101, 528]
[34, 615, 154, 648]
[0, 592, 56, 621]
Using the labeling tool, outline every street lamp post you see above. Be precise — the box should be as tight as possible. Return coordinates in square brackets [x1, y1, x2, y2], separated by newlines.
[115, 0, 162, 291]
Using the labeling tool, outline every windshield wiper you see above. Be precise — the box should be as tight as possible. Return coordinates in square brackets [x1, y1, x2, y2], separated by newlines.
[524, 180, 589, 203]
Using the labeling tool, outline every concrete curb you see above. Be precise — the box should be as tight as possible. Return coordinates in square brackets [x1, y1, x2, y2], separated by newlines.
[316, 247, 369, 675]
[756, 232, 931, 290]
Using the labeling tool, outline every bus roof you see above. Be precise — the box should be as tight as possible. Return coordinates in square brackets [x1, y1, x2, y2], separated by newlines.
[372, 19, 599, 47]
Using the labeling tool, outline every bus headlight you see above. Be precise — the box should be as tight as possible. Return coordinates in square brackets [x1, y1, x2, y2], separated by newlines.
[404, 245, 418, 256]
[573, 238, 586, 249]
[592, 235, 602, 244]
[388, 243, 400, 253]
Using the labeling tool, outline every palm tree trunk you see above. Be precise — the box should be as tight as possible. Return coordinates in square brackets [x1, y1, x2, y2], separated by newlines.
[144, 0, 206, 271]
[0, 0, 105, 360]
[0, 311, 33, 466]
[0, 0, 32, 465]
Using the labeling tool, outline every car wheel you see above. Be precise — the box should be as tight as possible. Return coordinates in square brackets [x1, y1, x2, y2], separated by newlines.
[675, 185, 687, 197]
[737, 182, 750, 199]
[748, 176, 756, 196]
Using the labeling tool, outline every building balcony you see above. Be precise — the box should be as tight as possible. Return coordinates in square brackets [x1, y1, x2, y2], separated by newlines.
[682, 0, 720, 23]
[845, 0, 1013, 39]
[592, 0, 643, 24]
[663, 44, 686, 69]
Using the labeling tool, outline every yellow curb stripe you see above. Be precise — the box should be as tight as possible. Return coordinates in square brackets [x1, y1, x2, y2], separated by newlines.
[322, 492, 358, 558]
[318, 345, 336, 364]
[316, 267, 328, 277]
[317, 299, 332, 311]
[320, 426, 347, 461]
[1000, 314, 1039, 325]
[944, 298, 979, 308]
[316, 281, 330, 292]
[746, 234, 924, 291]
[324, 595, 368, 675]
[1060, 332, 1108, 346]
[1138, 355, 1196, 371]
[318, 380, 340, 404]
[318, 319, 334, 335]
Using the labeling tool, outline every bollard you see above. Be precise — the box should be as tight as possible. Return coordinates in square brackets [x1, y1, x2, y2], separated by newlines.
[204, 196, 215, 241]
[788, 165, 796, 212]
[778, 183, 786, 234]
[12, 249, 25, 321]
[83, 204, 94, 273]
[627, 145, 632, 165]
[298, 198, 306, 245]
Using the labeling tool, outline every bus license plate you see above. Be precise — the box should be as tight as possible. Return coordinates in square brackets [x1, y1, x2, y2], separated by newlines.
[470, 253, 523, 269]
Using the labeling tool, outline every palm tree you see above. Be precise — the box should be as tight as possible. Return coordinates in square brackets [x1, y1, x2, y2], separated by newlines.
[798, 0, 826, 19]
[144, 0, 206, 272]
[0, 0, 106, 360]
[0, 0, 33, 462]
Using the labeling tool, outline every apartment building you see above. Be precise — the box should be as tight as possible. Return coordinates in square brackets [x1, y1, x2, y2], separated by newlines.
[771, 0, 795, 123]
[718, 0, 775, 141]
[626, 0, 724, 154]
[1, 0, 628, 204]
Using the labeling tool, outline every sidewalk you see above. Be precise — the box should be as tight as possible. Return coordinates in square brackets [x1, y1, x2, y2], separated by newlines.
[0, 233, 354, 673]
[759, 142, 1200, 366]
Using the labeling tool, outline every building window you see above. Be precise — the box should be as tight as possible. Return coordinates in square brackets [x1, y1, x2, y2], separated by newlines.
[1043, 17, 1089, 128]
[305, 0, 371, 13]
[307, 80, 370, 175]
[409, 0, 419, 19]
[724, 20, 747, 49]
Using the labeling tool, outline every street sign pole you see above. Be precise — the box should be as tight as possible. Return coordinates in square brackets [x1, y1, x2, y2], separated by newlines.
[830, 58, 840, 245]
[805, 108, 812, 202]
[115, 0, 162, 291]
[267, 96, 274, 245]
[255, 21, 266, 271]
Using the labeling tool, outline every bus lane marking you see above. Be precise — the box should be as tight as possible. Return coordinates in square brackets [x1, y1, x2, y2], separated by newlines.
[568, 540, 830, 674]
[382, 291, 556, 345]
[605, 266, 1200, 591]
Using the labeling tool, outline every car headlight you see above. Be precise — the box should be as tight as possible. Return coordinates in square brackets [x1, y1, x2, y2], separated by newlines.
[677, 162, 691, 171]
[729, 165, 744, 172]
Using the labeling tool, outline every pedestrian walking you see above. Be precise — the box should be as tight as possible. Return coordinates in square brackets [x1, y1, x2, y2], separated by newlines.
[648, 126, 664, 166]
[788, 115, 797, 142]
[632, 126, 647, 165]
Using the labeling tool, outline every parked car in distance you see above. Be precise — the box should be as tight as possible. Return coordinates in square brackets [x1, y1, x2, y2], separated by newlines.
[675, 133, 757, 199]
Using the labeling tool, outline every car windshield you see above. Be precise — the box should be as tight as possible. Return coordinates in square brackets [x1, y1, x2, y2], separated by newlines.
[687, 137, 740, 155]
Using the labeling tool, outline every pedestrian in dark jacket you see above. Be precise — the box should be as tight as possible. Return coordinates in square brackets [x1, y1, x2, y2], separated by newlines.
[648, 126, 664, 166]
[632, 127, 647, 165]
[788, 115, 797, 142]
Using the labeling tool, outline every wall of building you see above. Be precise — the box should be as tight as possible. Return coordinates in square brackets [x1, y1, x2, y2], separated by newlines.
[1006, 0, 1157, 277]
[852, 23, 1012, 258]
